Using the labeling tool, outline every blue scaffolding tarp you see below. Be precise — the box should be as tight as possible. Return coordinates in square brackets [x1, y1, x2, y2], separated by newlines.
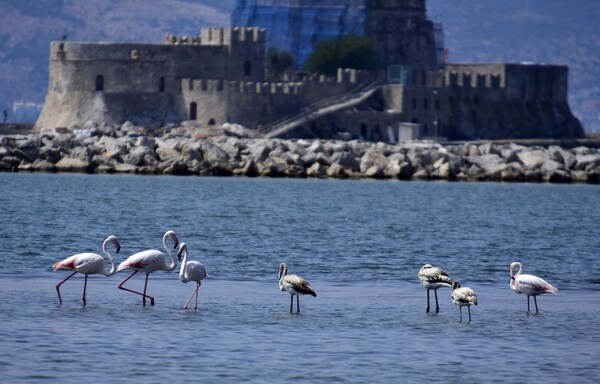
[232, 0, 366, 68]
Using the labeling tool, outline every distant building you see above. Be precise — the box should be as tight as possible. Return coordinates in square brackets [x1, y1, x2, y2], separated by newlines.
[35, 0, 583, 141]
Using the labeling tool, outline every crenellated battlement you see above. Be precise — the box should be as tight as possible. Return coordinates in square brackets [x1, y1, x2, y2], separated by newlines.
[183, 79, 305, 96]
[199, 27, 265, 46]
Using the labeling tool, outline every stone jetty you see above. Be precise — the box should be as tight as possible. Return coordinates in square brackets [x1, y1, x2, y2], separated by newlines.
[1, 122, 599, 183]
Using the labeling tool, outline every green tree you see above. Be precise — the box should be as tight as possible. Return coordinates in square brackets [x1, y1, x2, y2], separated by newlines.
[303, 33, 378, 76]
[266, 48, 295, 77]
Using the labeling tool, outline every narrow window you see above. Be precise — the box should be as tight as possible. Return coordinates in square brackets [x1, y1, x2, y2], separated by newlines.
[159, 77, 165, 93]
[243, 60, 251, 77]
[412, 98, 417, 110]
[95, 75, 104, 91]
[435, 99, 440, 110]
[423, 98, 429, 110]
[189, 102, 197, 120]
[208, 118, 216, 126]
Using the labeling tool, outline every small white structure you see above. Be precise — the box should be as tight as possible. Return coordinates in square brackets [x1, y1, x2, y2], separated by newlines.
[398, 122, 420, 142]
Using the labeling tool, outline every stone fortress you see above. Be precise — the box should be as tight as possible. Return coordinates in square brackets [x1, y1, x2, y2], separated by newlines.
[35, 0, 584, 141]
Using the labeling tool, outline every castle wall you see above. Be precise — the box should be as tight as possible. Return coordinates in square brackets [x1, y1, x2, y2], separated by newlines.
[36, 28, 265, 131]
[440, 63, 582, 139]
[181, 69, 368, 129]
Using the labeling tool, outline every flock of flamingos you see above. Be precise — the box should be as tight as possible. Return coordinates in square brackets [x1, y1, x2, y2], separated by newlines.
[52, 230, 558, 320]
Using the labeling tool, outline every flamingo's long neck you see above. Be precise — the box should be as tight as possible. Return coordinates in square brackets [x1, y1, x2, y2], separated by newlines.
[163, 234, 177, 271]
[179, 248, 189, 282]
[101, 238, 116, 276]
[510, 263, 522, 288]
[279, 265, 287, 281]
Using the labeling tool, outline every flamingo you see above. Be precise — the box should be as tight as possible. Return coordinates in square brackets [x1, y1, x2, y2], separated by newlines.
[53, 235, 121, 306]
[178, 243, 208, 311]
[451, 281, 478, 322]
[418, 264, 452, 313]
[510, 261, 557, 314]
[117, 230, 179, 306]
[278, 263, 317, 313]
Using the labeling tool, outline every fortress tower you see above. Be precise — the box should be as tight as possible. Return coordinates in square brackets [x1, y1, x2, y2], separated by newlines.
[365, 0, 440, 71]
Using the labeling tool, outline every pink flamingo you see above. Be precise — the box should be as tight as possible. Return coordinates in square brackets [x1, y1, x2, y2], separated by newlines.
[53, 235, 121, 306]
[510, 261, 558, 313]
[117, 230, 179, 306]
[178, 243, 208, 311]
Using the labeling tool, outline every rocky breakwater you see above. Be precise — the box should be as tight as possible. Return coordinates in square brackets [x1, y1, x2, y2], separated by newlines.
[1, 123, 599, 183]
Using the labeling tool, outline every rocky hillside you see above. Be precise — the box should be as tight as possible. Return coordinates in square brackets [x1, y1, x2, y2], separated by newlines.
[1, 0, 598, 132]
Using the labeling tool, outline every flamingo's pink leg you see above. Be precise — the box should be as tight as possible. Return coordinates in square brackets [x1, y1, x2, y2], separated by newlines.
[82, 274, 88, 306]
[194, 283, 201, 311]
[142, 274, 155, 306]
[183, 284, 199, 310]
[118, 271, 154, 306]
[56, 271, 77, 305]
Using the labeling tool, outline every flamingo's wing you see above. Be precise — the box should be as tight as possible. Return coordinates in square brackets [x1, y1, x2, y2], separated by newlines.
[185, 261, 207, 281]
[53, 254, 79, 271]
[418, 266, 452, 286]
[454, 287, 478, 305]
[517, 274, 558, 294]
[72, 253, 104, 274]
[117, 249, 164, 271]
[283, 274, 317, 297]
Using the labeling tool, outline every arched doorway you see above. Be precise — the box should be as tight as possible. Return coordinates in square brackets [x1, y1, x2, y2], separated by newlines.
[360, 123, 368, 140]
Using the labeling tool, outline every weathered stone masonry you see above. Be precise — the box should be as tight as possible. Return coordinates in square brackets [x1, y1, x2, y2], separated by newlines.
[35, 0, 583, 141]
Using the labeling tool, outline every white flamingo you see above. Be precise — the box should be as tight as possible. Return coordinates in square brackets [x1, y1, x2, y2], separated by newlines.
[510, 261, 557, 313]
[278, 263, 317, 313]
[53, 235, 121, 306]
[178, 243, 208, 311]
[418, 264, 453, 313]
[451, 281, 478, 322]
[117, 230, 179, 307]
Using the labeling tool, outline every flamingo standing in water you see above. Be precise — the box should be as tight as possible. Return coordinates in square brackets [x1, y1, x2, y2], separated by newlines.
[53, 235, 121, 306]
[451, 281, 478, 322]
[278, 263, 317, 313]
[117, 230, 179, 306]
[418, 264, 453, 313]
[178, 242, 208, 311]
[510, 261, 557, 314]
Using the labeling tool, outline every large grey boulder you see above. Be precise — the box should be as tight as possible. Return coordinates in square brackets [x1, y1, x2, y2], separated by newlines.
[124, 145, 156, 166]
[574, 152, 600, 171]
[55, 157, 90, 172]
[360, 148, 388, 173]
[517, 149, 549, 169]
[467, 154, 507, 177]
[331, 151, 359, 172]
[200, 140, 229, 164]
[548, 145, 576, 169]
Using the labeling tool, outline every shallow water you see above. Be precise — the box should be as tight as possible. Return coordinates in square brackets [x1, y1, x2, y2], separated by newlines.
[0, 173, 599, 383]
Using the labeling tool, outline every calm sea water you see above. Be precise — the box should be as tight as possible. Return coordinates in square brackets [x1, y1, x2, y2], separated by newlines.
[0, 173, 599, 383]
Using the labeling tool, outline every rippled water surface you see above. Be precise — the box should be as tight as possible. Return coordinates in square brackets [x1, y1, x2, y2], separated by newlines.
[1, 173, 599, 383]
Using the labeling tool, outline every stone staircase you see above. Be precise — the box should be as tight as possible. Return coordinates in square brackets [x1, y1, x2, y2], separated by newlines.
[261, 80, 380, 139]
